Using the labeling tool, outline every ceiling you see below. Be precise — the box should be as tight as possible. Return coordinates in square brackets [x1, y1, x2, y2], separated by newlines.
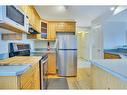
[107, 8, 127, 22]
[35, 6, 113, 27]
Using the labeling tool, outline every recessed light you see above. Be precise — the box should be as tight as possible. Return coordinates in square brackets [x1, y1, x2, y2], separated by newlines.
[57, 6, 66, 11]
[77, 31, 82, 33]
[110, 7, 116, 11]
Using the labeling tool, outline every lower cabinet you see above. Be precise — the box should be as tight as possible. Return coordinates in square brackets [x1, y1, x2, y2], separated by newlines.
[20, 63, 40, 89]
[92, 65, 109, 89]
[104, 53, 121, 59]
[48, 53, 56, 75]
[0, 63, 40, 89]
[92, 64, 127, 89]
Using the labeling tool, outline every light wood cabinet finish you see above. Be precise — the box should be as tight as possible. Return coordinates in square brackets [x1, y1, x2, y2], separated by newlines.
[20, 63, 40, 89]
[56, 22, 76, 32]
[20, 6, 41, 33]
[48, 53, 56, 74]
[0, 63, 40, 90]
[47, 22, 57, 40]
[92, 65, 109, 89]
[92, 64, 127, 89]
[27, 21, 76, 40]
[0, 56, 41, 89]
[2, 33, 22, 40]
[104, 53, 121, 59]
[0, 76, 20, 89]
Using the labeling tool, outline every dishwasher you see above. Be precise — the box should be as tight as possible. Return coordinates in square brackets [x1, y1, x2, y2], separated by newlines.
[39, 54, 48, 89]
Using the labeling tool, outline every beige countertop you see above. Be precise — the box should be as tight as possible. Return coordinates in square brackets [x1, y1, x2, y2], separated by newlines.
[0, 56, 41, 66]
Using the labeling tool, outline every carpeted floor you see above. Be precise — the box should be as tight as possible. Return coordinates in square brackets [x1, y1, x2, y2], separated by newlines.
[47, 78, 69, 90]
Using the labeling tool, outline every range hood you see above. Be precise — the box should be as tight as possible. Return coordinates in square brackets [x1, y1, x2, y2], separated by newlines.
[28, 25, 40, 34]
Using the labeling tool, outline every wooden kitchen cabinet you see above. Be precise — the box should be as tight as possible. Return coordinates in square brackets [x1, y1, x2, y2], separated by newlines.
[46, 21, 76, 40]
[48, 53, 56, 75]
[0, 63, 40, 89]
[20, 6, 41, 33]
[56, 22, 76, 32]
[27, 19, 76, 40]
[1, 33, 22, 40]
[92, 64, 127, 89]
[47, 22, 57, 40]
[92, 65, 109, 89]
[20, 63, 40, 89]
[104, 53, 121, 59]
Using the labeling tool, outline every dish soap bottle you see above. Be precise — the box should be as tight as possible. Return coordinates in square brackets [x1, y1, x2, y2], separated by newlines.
[47, 42, 50, 51]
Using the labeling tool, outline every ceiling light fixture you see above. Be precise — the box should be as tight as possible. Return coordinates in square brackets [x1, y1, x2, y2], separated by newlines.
[77, 31, 82, 33]
[113, 6, 127, 15]
[110, 7, 116, 11]
[57, 6, 66, 11]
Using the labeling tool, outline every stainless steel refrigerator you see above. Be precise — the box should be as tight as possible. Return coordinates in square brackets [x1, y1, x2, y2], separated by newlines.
[57, 34, 77, 76]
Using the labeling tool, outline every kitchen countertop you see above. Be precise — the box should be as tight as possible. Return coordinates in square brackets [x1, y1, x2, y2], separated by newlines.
[32, 48, 56, 54]
[0, 56, 41, 76]
[31, 50, 56, 54]
[91, 59, 127, 81]
[0, 64, 31, 76]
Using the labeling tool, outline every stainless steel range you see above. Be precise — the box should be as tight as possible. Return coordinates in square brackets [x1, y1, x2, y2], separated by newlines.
[9, 43, 31, 57]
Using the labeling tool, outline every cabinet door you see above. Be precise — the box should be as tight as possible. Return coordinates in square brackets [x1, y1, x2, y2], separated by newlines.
[56, 22, 65, 32]
[48, 53, 56, 74]
[20, 6, 41, 33]
[20, 64, 40, 89]
[33, 64, 40, 89]
[107, 72, 127, 89]
[65, 22, 75, 32]
[36, 16, 41, 32]
[56, 22, 75, 32]
[20, 67, 34, 89]
[47, 22, 56, 40]
[92, 65, 109, 89]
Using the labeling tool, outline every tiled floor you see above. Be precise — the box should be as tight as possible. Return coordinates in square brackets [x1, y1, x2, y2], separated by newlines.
[48, 58, 92, 89]
[78, 58, 91, 68]
[67, 58, 91, 89]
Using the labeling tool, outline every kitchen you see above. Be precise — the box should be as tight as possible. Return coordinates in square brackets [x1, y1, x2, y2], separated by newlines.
[1, 5, 127, 90]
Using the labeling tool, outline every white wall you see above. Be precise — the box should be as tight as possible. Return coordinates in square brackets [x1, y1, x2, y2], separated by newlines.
[34, 40, 55, 49]
[103, 21, 127, 49]
[124, 22, 127, 45]
[0, 28, 34, 59]
[76, 27, 91, 60]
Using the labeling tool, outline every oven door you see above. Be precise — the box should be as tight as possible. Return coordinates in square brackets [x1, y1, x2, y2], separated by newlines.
[40, 57, 48, 89]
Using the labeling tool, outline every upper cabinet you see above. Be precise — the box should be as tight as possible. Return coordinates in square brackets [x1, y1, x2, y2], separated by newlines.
[56, 22, 76, 32]
[47, 21, 76, 40]
[41, 20, 48, 39]
[27, 20, 76, 40]
[47, 22, 57, 40]
[20, 6, 41, 33]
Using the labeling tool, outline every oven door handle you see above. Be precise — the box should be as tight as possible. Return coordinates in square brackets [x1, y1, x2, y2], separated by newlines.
[41, 59, 48, 64]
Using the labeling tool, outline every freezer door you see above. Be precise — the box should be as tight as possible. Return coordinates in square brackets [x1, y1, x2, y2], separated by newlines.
[57, 50, 77, 76]
[58, 35, 77, 50]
